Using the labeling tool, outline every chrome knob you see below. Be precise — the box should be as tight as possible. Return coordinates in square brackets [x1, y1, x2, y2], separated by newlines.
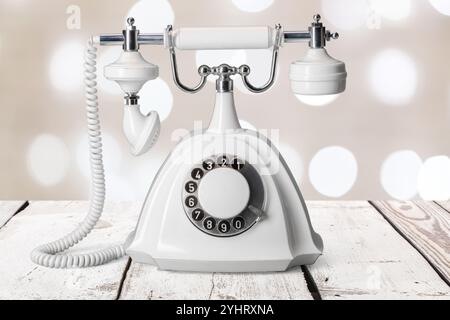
[326, 30, 339, 41]
[211, 64, 238, 76]
[127, 17, 135, 27]
[198, 65, 211, 77]
[313, 14, 321, 23]
[238, 65, 250, 76]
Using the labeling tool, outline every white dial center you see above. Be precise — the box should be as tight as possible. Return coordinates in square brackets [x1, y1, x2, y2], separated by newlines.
[198, 167, 250, 219]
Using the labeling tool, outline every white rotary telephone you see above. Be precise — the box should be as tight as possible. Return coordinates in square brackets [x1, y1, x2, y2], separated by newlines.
[31, 14, 346, 272]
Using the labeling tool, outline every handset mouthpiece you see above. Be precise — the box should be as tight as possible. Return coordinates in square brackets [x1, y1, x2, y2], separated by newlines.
[123, 103, 160, 156]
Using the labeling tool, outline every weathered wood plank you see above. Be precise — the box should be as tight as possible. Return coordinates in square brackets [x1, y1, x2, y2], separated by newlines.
[307, 201, 450, 300]
[121, 264, 312, 300]
[436, 201, 450, 213]
[0, 201, 140, 300]
[209, 267, 312, 300]
[3, 201, 448, 300]
[120, 264, 214, 300]
[371, 201, 449, 285]
[0, 201, 27, 228]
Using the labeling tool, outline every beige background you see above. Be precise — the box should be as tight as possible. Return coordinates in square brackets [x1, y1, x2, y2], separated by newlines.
[0, 0, 449, 201]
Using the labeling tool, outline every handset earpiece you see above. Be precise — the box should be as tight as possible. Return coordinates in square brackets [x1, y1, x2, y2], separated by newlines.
[104, 17, 161, 155]
[289, 15, 346, 96]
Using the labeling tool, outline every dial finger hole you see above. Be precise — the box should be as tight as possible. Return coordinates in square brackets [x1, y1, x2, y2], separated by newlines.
[202, 159, 215, 171]
[191, 168, 204, 180]
[185, 196, 198, 208]
[232, 217, 245, 230]
[203, 217, 216, 230]
[185, 181, 198, 193]
[217, 155, 229, 167]
[192, 208, 204, 221]
[218, 220, 231, 233]
[231, 158, 245, 170]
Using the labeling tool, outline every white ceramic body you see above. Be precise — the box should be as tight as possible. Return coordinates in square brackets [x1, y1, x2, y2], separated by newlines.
[104, 51, 159, 95]
[172, 26, 274, 50]
[126, 92, 323, 272]
[289, 48, 347, 95]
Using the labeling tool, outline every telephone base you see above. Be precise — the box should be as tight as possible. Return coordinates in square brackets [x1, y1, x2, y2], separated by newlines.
[127, 253, 321, 272]
[126, 129, 323, 272]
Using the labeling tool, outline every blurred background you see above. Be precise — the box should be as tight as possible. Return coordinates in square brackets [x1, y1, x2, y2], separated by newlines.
[0, 0, 449, 201]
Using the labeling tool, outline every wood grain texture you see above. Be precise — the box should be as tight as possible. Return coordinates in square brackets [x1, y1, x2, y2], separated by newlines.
[437, 201, 450, 213]
[307, 201, 450, 300]
[209, 267, 312, 300]
[0, 201, 140, 300]
[371, 201, 450, 285]
[2, 201, 449, 300]
[120, 263, 312, 300]
[120, 263, 214, 300]
[0, 201, 27, 228]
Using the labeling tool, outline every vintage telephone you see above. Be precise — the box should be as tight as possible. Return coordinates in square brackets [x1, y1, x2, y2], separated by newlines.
[31, 14, 346, 272]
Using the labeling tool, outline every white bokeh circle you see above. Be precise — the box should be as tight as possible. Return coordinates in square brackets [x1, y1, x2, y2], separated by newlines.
[126, 0, 175, 33]
[231, 0, 274, 12]
[309, 146, 358, 197]
[429, 0, 450, 16]
[295, 94, 339, 106]
[107, 174, 135, 201]
[139, 78, 173, 121]
[27, 134, 70, 186]
[381, 150, 422, 200]
[321, 0, 368, 30]
[76, 132, 122, 179]
[371, 0, 411, 20]
[368, 49, 417, 106]
[49, 41, 84, 92]
[80, 150, 166, 201]
[418, 155, 450, 200]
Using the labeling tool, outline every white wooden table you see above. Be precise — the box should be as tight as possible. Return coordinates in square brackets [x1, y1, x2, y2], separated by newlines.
[0, 201, 448, 300]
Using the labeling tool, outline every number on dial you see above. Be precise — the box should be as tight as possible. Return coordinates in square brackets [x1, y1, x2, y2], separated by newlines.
[191, 168, 204, 180]
[203, 217, 216, 230]
[202, 159, 215, 171]
[217, 155, 228, 167]
[185, 181, 197, 193]
[185, 196, 197, 208]
[192, 209, 204, 221]
[231, 158, 244, 170]
[218, 220, 231, 233]
[233, 217, 245, 230]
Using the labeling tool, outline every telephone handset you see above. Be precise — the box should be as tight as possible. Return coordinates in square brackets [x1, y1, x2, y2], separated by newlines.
[31, 15, 347, 271]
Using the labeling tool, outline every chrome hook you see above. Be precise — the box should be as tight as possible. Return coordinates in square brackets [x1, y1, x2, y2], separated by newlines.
[166, 25, 211, 93]
[239, 24, 282, 93]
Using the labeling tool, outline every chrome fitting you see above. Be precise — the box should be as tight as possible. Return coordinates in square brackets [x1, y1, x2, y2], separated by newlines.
[123, 17, 139, 51]
[308, 14, 339, 49]
[125, 94, 139, 106]
[309, 14, 326, 48]
[212, 64, 237, 93]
